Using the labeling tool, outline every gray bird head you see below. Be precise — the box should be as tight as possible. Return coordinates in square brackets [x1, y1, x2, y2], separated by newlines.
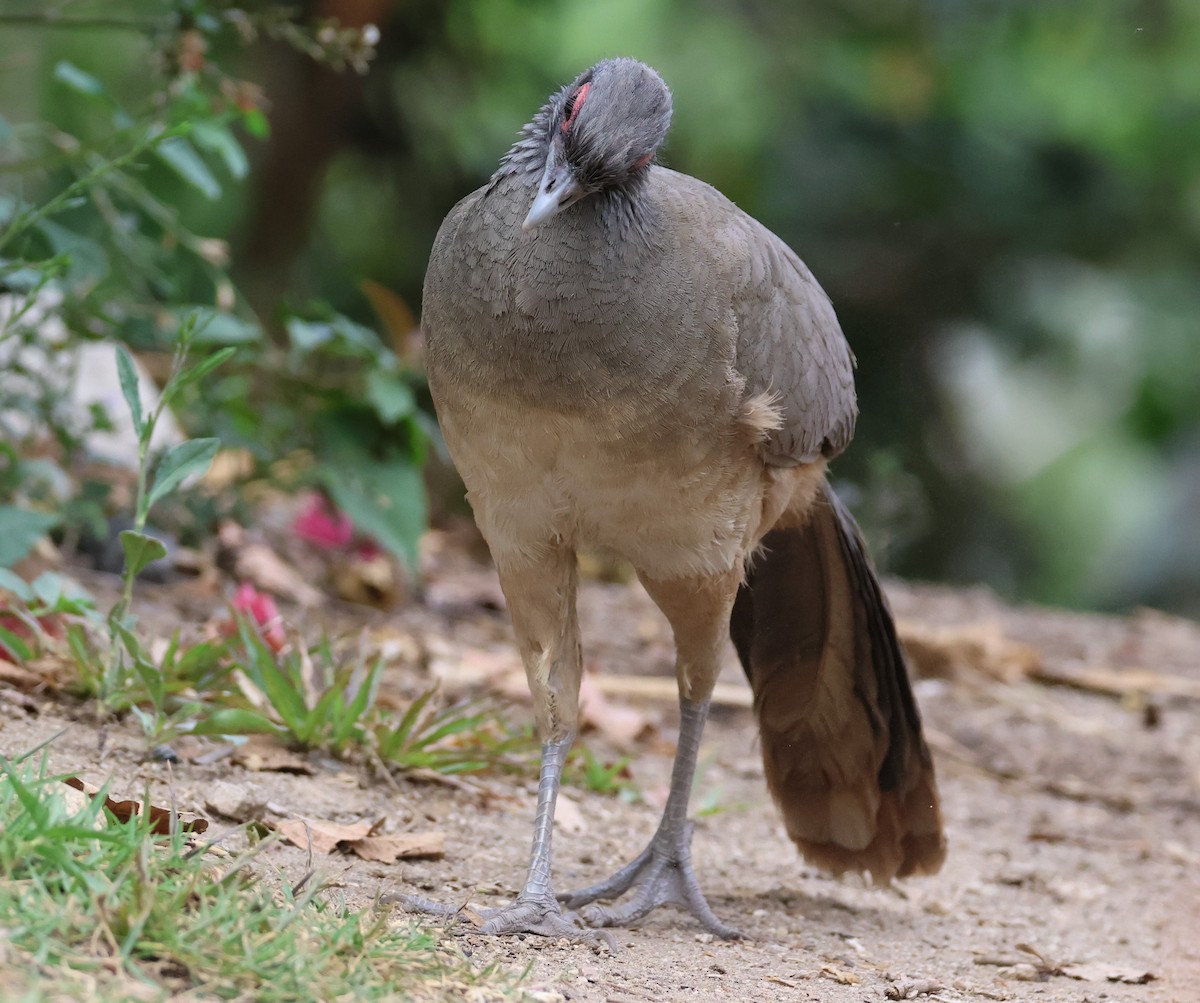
[522, 58, 673, 231]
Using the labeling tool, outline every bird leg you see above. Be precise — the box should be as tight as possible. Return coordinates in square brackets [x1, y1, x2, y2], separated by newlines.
[473, 733, 616, 941]
[398, 548, 617, 945]
[398, 735, 614, 943]
[559, 568, 741, 937]
[559, 697, 737, 937]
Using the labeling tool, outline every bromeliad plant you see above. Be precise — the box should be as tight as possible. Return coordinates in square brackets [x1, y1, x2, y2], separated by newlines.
[199, 617, 534, 774]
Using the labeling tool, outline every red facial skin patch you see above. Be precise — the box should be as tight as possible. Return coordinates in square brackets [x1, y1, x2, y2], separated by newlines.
[561, 81, 591, 134]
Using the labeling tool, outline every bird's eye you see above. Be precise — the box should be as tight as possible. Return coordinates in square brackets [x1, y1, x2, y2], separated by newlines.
[561, 81, 591, 134]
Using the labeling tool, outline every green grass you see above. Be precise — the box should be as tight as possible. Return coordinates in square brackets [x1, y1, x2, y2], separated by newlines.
[0, 755, 533, 1002]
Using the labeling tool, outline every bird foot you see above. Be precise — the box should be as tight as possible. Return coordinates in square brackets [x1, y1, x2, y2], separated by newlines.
[390, 891, 617, 949]
[558, 825, 740, 939]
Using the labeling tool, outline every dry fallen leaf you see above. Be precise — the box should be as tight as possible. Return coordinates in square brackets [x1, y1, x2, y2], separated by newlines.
[577, 673, 650, 745]
[426, 638, 521, 690]
[272, 817, 374, 855]
[1060, 963, 1156, 985]
[360, 278, 418, 360]
[63, 777, 209, 835]
[344, 832, 446, 863]
[331, 551, 403, 609]
[0, 657, 45, 691]
[886, 978, 945, 999]
[898, 619, 1040, 684]
[819, 965, 862, 986]
[231, 736, 314, 775]
[270, 817, 445, 862]
[820, 965, 862, 986]
[217, 521, 323, 607]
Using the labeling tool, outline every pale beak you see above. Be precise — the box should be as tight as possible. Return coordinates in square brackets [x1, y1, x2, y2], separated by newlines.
[522, 152, 586, 231]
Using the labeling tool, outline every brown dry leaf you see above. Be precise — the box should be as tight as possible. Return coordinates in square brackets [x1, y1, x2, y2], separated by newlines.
[1015, 942, 1063, 975]
[217, 521, 323, 607]
[331, 551, 402, 609]
[886, 978, 945, 999]
[231, 736, 314, 775]
[203, 448, 256, 491]
[25, 654, 78, 690]
[1060, 963, 1156, 984]
[578, 673, 650, 744]
[63, 777, 209, 835]
[426, 638, 523, 690]
[0, 649, 76, 693]
[360, 279, 418, 359]
[820, 965, 862, 986]
[272, 817, 375, 855]
[345, 832, 446, 863]
[0, 657, 45, 691]
[60, 782, 104, 827]
[898, 619, 1041, 684]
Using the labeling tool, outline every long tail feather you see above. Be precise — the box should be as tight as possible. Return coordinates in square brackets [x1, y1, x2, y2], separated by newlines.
[730, 482, 945, 881]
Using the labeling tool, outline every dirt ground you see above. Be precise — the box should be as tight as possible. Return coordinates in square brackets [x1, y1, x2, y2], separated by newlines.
[3, 553, 1199, 1003]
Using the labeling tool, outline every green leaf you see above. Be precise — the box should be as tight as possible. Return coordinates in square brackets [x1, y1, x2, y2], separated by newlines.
[237, 622, 308, 731]
[190, 121, 249, 179]
[157, 137, 221, 199]
[115, 346, 144, 439]
[0, 114, 12, 143]
[190, 313, 260, 347]
[366, 370, 416, 424]
[0, 627, 31, 662]
[0, 568, 34, 602]
[52, 61, 106, 97]
[285, 319, 332, 353]
[33, 218, 108, 284]
[242, 107, 269, 139]
[119, 531, 168, 579]
[190, 707, 284, 737]
[320, 454, 426, 572]
[168, 346, 238, 394]
[30, 572, 64, 608]
[148, 438, 219, 508]
[336, 660, 382, 744]
[0, 506, 59, 568]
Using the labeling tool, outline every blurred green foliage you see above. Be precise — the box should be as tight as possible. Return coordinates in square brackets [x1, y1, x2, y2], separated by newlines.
[3, 0, 1198, 613]
[0, 1, 426, 572]
[314, 0, 1200, 614]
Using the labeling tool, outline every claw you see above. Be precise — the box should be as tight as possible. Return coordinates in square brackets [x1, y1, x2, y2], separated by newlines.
[392, 890, 617, 950]
[559, 834, 740, 939]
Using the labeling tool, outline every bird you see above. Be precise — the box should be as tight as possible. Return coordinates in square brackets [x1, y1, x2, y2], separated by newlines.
[417, 57, 945, 942]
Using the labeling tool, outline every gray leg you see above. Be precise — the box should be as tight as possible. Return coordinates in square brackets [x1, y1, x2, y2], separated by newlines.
[396, 734, 616, 948]
[558, 698, 739, 939]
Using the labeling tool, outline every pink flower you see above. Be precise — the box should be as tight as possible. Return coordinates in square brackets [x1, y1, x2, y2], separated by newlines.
[291, 493, 354, 550]
[230, 582, 286, 651]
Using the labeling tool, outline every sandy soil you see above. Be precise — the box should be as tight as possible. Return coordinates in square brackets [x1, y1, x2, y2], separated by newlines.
[3, 558, 1198, 1003]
